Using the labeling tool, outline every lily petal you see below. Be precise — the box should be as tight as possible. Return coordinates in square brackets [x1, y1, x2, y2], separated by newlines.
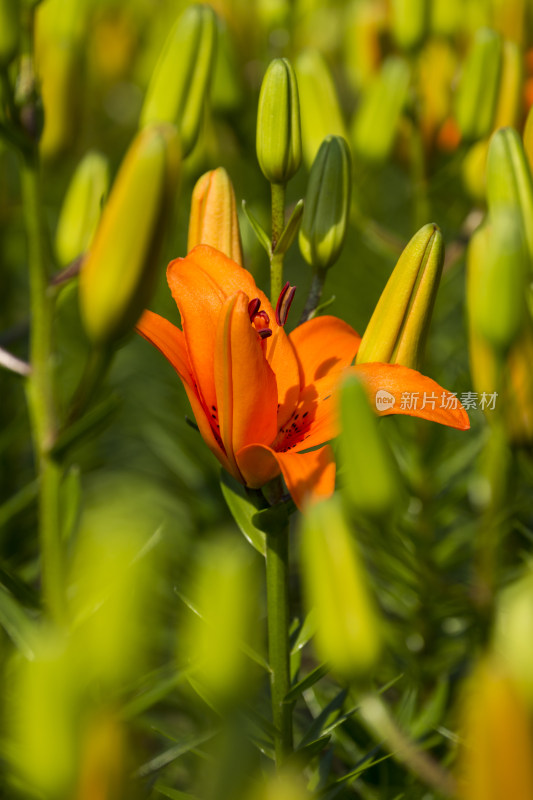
[352, 362, 470, 430]
[215, 292, 278, 477]
[290, 315, 361, 386]
[237, 442, 336, 510]
[135, 310, 232, 470]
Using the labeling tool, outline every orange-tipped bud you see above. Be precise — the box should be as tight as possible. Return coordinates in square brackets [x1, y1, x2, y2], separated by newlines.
[187, 167, 243, 265]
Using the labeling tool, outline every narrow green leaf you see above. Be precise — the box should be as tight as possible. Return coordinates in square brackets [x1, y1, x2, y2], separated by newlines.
[273, 198, 304, 256]
[51, 393, 121, 459]
[0, 585, 38, 659]
[60, 464, 81, 543]
[154, 785, 200, 800]
[242, 200, 272, 255]
[134, 731, 216, 778]
[285, 663, 329, 703]
[291, 609, 317, 653]
[0, 563, 40, 609]
[0, 479, 38, 530]
[409, 678, 448, 740]
[299, 688, 347, 749]
[220, 470, 267, 556]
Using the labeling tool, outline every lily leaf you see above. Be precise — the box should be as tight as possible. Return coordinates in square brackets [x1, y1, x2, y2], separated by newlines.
[273, 198, 304, 256]
[0, 585, 39, 660]
[285, 663, 329, 703]
[51, 393, 121, 459]
[299, 688, 348, 749]
[242, 200, 272, 255]
[220, 471, 267, 556]
[154, 785, 200, 800]
[134, 731, 216, 778]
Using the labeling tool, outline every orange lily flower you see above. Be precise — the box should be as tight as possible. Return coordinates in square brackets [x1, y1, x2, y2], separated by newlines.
[136, 245, 469, 509]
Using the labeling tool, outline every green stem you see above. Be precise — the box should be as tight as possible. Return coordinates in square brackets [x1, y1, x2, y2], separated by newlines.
[300, 268, 326, 323]
[270, 182, 286, 304]
[21, 151, 64, 623]
[265, 524, 293, 766]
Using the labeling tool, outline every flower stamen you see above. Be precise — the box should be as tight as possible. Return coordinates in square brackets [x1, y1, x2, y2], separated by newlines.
[275, 282, 296, 326]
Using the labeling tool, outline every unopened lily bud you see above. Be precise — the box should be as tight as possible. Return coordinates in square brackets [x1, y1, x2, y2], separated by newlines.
[299, 135, 351, 271]
[256, 57, 301, 185]
[188, 167, 243, 265]
[140, 4, 217, 158]
[523, 105, 533, 174]
[430, 0, 461, 36]
[455, 28, 502, 142]
[79, 124, 180, 346]
[0, 0, 19, 66]
[470, 209, 527, 352]
[300, 495, 382, 679]
[390, 0, 428, 51]
[351, 56, 411, 162]
[457, 657, 533, 800]
[486, 127, 533, 271]
[493, 41, 523, 130]
[339, 374, 401, 518]
[295, 50, 348, 168]
[356, 223, 444, 370]
[343, 0, 384, 91]
[495, 566, 533, 703]
[55, 150, 109, 267]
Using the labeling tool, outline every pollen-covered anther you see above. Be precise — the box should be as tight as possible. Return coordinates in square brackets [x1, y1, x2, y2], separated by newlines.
[248, 300, 272, 340]
[275, 281, 296, 326]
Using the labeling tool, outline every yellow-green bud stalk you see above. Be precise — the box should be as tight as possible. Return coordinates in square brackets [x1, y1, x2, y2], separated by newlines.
[140, 4, 217, 158]
[300, 495, 382, 680]
[0, 0, 19, 67]
[390, 0, 428, 51]
[351, 56, 411, 162]
[457, 657, 533, 800]
[79, 124, 180, 346]
[339, 374, 401, 518]
[299, 135, 351, 271]
[187, 167, 243, 265]
[486, 126, 533, 272]
[295, 49, 348, 168]
[356, 223, 444, 370]
[256, 57, 301, 185]
[470, 209, 527, 352]
[55, 150, 109, 267]
[454, 28, 502, 142]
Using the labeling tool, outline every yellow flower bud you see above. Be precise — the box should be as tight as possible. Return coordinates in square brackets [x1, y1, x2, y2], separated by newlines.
[256, 58, 302, 185]
[493, 41, 523, 130]
[457, 657, 533, 800]
[356, 223, 444, 370]
[343, 0, 384, 92]
[299, 135, 351, 271]
[351, 56, 411, 162]
[390, 0, 428, 51]
[495, 566, 533, 703]
[79, 124, 180, 346]
[187, 167, 243, 265]
[140, 4, 217, 157]
[55, 150, 109, 267]
[300, 495, 382, 679]
[0, 0, 19, 67]
[523, 104, 533, 174]
[454, 28, 502, 142]
[295, 49, 348, 168]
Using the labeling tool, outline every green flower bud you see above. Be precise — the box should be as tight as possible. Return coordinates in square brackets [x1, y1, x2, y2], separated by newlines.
[79, 124, 180, 346]
[470, 209, 527, 352]
[140, 4, 217, 158]
[493, 41, 523, 131]
[495, 566, 533, 703]
[300, 495, 382, 680]
[0, 0, 19, 67]
[55, 150, 109, 267]
[351, 56, 411, 162]
[299, 135, 351, 271]
[356, 223, 444, 370]
[295, 49, 348, 168]
[391, 0, 428, 51]
[339, 374, 401, 518]
[487, 127, 533, 272]
[455, 28, 502, 142]
[256, 57, 301, 184]
[430, 0, 461, 36]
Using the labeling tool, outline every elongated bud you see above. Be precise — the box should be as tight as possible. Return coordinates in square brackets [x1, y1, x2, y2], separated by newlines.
[79, 124, 180, 346]
[0, 0, 19, 66]
[339, 374, 401, 518]
[343, 0, 384, 91]
[140, 4, 217, 157]
[256, 57, 301, 184]
[495, 566, 533, 703]
[470, 209, 527, 352]
[430, 0, 461, 36]
[299, 135, 351, 271]
[300, 495, 381, 679]
[486, 127, 533, 271]
[55, 150, 109, 267]
[187, 167, 243, 265]
[457, 658, 533, 800]
[356, 223, 444, 370]
[455, 28, 502, 142]
[351, 56, 411, 162]
[493, 41, 523, 131]
[523, 105, 533, 174]
[390, 0, 428, 51]
[295, 50, 348, 168]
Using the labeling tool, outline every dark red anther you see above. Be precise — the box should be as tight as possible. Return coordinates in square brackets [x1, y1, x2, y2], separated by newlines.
[258, 328, 272, 340]
[255, 310, 270, 325]
[248, 298, 261, 320]
[275, 282, 296, 326]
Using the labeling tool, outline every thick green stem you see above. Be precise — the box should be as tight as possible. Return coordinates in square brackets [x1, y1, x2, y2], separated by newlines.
[300, 268, 326, 323]
[22, 153, 64, 623]
[270, 182, 286, 304]
[265, 525, 293, 766]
